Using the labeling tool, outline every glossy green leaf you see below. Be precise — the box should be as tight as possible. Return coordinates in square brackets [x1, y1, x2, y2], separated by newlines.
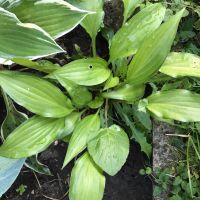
[123, 0, 142, 23]
[0, 116, 65, 158]
[159, 52, 200, 78]
[49, 57, 110, 86]
[0, 157, 25, 197]
[63, 114, 100, 167]
[0, 8, 63, 62]
[57, 112, 81, 140]
[68, 0, 104, 55]
[56, 77, 92, 107]
[127, 9, 185, 84]
[8, 0, 88, 39]
[102, 84, 145, 102]
[0, 71, 73, 118]
[87, 96, 104, 109]
[1, 90, 27, 140]
[26, 156, 52, 176]
[103, 76, 119, 91]
[109, 4, 166, 62]
[12, 58, 61, 73]
[88, 125, 129, 176]
[69, 153, 105, 200]
[147, 89, 200, 122]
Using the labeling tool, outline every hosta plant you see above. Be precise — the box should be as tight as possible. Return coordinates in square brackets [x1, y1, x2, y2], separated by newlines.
[0, 0, 200, 199]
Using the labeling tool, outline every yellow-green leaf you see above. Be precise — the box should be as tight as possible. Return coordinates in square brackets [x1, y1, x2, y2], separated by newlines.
[63, 114, 100, 167]
[0, 116, 65, 158]
[0, 71, 73, 118]
[49, 57, 110, 86]
[109, 4, 166, 61]
[127, 9, 185, 84]
[159, 52, 200, 78]
[102, 84, 145, 102]
[88, 125, 129, 176]
[147, 89, 200, 122]
[6, 0, 88, 39]
[0, 7, 63, 62]
[69, 153, 105, 200]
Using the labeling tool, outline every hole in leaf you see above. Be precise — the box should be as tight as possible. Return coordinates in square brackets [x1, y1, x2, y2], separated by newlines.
[88, 65, 93, 69]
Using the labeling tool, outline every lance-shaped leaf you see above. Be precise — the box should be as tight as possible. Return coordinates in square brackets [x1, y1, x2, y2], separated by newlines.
[0, 116, 65, 158]
[123, 0, 143, 23]
[12, 58, 61, 73]
[56, 77, 92, 107]
[69, 153, 105, 200]
[88, 125, 129, 176]
[159, 52, 200, 78]
[147, 89, 200, 122]
[0, 7, 63, 62]
[68, 0, 104, 55]
[49, 58, 110, 86]
[102, 84, 145, 102]
[109, 4, 166, 62]
[0, 157, 25, 197]
[63, 114, 100, 167]
[0, 71, 73, 118]
[127, 9, 185, 85]
[1, 90, 27, 140]
[7, 0, 88, 39]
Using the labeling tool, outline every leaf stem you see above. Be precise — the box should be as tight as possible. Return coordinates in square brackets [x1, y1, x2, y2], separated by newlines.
[92, 37, 97, 57]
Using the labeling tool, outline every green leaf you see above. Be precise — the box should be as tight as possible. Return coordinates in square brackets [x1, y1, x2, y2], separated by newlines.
[147, 89, 200, 122]
[12, 58, 61, 73]
[0, 71, 73, 118]
[0, 115, 65, 158]
[88, 125, 129, 176]
[0, 8, 63, 62]
[127, 9, 185, 85]
[55, 77, 92, 107]
[7, 0, 88, 39]
[123, 0, 142, 23]
[87, 96, 104, 109]
[49, 57, 110, 86]
[159, 52, 200, 78]
[109, 3, 166, 61]
[57, 112, 81, 140]
[69, 0, 104, 55]
[0, 157, 25, 197]
[25, 156, 52, 176]
[102, 84, 145, 102]
[103, 76, 119, 91]
[63, 113, 100, 167]
[69, 153, 105, 200]
[1, 90, 27, 140]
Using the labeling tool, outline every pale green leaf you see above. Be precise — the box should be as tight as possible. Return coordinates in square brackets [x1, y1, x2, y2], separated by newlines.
[123, 0, 143, 23]
[88, 125, 129, 176]
[12, 58, 61, 73]
[0, 116, 65, 158]
[127, 9, 185, 84]
[68, 0, 104, 46]
[0, 157, 25, 197]
[109, 3, 166, 61]
[0, 71, 73, 118]
[147, 89, 200, 122]
[103, 76, 119, 91]
[63, 114, 100, 167]
[7, 0, 88, 39]
[102, 84, 145, 102]
[55, 77, 92, 107]
[159, 52, 200, 78]
[1, 90, 27, 140]
[49, 57, 110, 86]
[69, 153, 105, 200]
[0, 7, 63, 62]
[57, 112, 81, 140]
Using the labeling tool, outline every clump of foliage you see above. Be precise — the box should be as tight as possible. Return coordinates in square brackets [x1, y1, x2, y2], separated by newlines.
[0, 0, 200, 199]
